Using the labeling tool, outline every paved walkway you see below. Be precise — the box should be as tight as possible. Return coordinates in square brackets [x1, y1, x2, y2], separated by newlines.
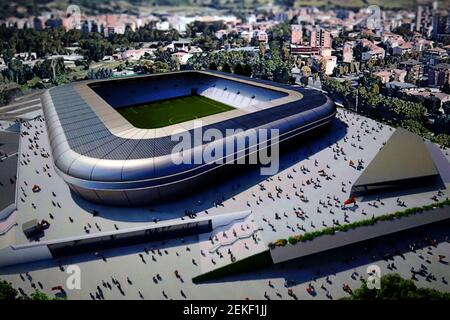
[0, 103, 449, 299]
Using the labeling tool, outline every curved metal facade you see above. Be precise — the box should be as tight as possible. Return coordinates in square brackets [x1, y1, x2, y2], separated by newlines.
[42, 70, 336, 206]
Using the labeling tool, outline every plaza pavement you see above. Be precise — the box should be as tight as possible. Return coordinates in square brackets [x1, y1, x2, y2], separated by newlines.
[0, 99, 449, 299]
[0, 220, 448, 300]
[198, 212, 266, 273]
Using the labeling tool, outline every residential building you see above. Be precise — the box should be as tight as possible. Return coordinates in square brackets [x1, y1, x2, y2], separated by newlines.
[291, 25, 303, 45]
[400, 59, 423, 84]
[290, 45, 320, 56]
[374, 69, 407, 84]
[312, 55, 337, 75]
[423, 47, 449, 66]
[360, 39, 385, 61]
[343, 42, 354, 63]
[374, 70, 392, 84]
[428, 63, 450, 87]
[310, 28, 331, 49]
[256, 30, 268, 43]
[432, 13, 450, 41]
[392, 42, 413, 56]
[121, 49, 155, 61]
[416, 6, 423, 32]
[412, 37, 433, 52]
[386, 81, 417, 91]
[406, 90, 450, 107]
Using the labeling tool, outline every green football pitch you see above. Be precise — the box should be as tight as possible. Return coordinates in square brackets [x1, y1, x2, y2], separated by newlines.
[117, 95, 235, 129]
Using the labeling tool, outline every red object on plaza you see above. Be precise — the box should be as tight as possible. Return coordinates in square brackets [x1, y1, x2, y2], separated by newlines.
[344, 195, 356, 206]
[343, 284, 353, 294]
[39, 219, 50, 228]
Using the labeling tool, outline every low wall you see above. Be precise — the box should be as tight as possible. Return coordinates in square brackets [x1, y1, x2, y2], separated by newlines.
[0, 210, 251, 268]
[0, 244, 52, 268]
[270, 205, 450, 264]
[192, 250, 273, 283]
[0, 204, 15, 221]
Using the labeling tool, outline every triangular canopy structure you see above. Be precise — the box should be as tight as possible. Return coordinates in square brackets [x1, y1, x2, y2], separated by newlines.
[351, 128, 440, 196]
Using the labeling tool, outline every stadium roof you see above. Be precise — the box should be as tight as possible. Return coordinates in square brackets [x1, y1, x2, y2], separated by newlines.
[42, 70, 336, 205]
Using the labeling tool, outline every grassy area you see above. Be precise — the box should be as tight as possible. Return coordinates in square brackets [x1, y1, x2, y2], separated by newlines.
[90, 60, 123, 70]
[192, 250, 273, 283]
[117, 95, 234, 129]
[0, 82, 20, 91]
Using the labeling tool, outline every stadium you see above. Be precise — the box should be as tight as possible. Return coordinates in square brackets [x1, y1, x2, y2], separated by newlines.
[42, 70, 336, 206]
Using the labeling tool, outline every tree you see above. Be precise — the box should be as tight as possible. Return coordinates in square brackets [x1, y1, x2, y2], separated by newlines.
[191, 35, 219, 52]
[372, 83, 380, 95]
[405, 71, 417, 85]
[0, 280, 65, 300]
[208, 61, 218, 70]
[30, 290, 50, 300]
[344, 274, 450, 300]
[85, 68, 113, 80]
[268, 22, 291, 43]
[187, 47, 292, 83]
[186, 21, 225, 37]
[299, 76, 308, 86]
[2, 59, 33, 84]
[79, 38, 113, 62]
[186, 53, 209, 70]
[258, 41, 266, 58]
[221, 63, 232, 73]
[0, 280, 19, 300]
[33, 58, 66, 83]
[435, 133, 450, 148]
[442, 82, 450, 94]
[153, 61, 170, 74]
[443, 100, 450, 116]
[153, 48, 179, 72]
[233, 63, 252, 77]
[393, 26, 414, 40]
[1, 47, 16, 65]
